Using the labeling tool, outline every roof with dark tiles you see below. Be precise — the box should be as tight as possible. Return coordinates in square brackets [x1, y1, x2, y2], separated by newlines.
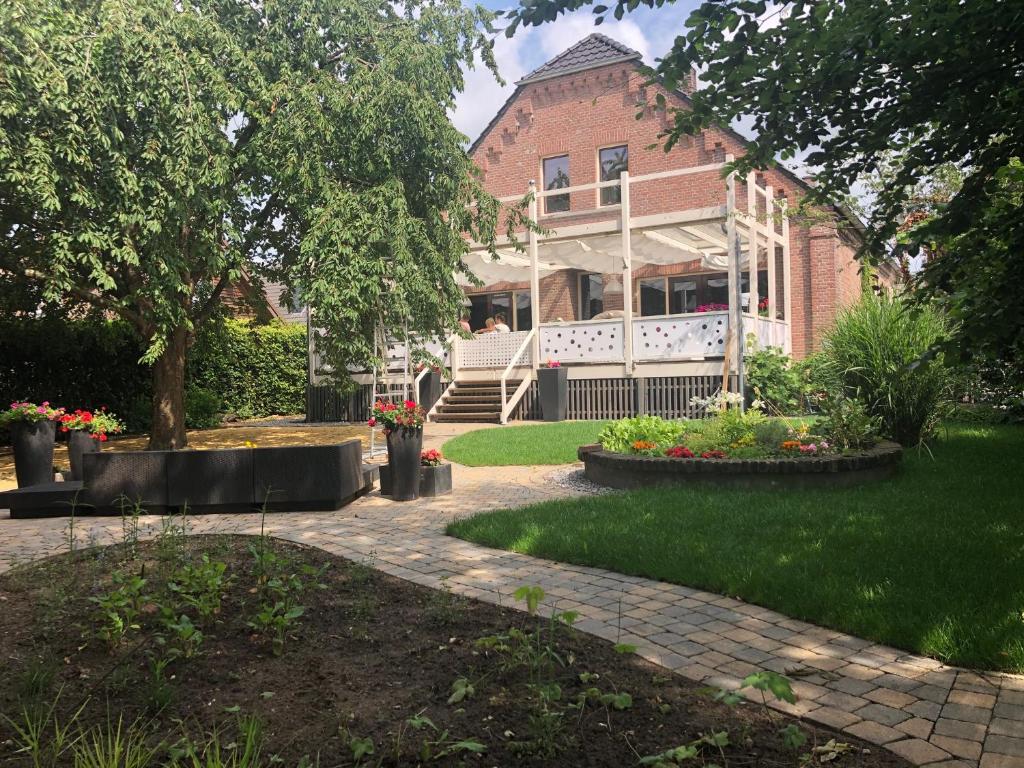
[517, 33, 642, 85]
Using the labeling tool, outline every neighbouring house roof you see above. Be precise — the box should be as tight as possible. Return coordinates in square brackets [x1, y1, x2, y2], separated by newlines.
[517, 33, 642, 85]
[262, 281, 308, 325]
[468, 33, 866, 238]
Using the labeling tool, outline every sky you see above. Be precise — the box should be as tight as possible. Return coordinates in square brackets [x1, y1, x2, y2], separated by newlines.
[451, 0, 703, 146]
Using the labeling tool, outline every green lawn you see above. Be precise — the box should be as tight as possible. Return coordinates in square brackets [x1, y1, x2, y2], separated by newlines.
[442, 421, 609, 465]
[448, 422, 1024, 672]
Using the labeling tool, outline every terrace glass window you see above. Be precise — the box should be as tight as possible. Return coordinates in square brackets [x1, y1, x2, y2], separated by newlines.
[542, 154, 570, 213]
[579, 273, 604, 320]
[599, 145, 628, 206]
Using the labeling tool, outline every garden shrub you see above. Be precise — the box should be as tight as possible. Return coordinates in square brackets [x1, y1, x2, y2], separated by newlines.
[816, 293, 952, 445]
[815, 395, 882, 450]
[185, 387, 223, 429]
[0, 317, 307, 435]
[745, 342, 807, 414]
[598, 415, 685, 453]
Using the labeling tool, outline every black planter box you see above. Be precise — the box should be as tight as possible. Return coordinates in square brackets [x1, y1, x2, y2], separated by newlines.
[538, 366, 568, 422]
[386, 428, 423, 501]
[418, 370, 443, 413]
[253, 441, 366, 511]
[11, 420, 56, 488]
[420, 463, 452, 497]
[380, 462, 451, 497]
[82, 450, 171, 514]
[167, 448, 254, 513]
[67, 430, 100, 482]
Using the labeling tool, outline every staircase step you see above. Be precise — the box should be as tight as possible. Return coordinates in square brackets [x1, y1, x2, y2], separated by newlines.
[432, 412, 501, 423]
[437, 403, 502, 413]
[445, 395, 503, 404]
[453, 381, 522, 389]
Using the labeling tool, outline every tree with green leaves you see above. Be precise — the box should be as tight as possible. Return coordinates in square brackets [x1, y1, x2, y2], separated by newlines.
[505, 0, 1023, 363]
[1, 0, 508, 448]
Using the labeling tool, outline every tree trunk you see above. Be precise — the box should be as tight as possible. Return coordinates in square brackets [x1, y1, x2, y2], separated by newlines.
[149, 326, 188, 450]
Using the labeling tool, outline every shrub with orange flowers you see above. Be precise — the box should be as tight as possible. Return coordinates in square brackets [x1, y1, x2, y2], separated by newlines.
[58, 407, 124, 441]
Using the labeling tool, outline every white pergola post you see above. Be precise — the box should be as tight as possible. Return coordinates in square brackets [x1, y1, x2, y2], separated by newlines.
[746, 172, 759, 324]
[528, 179, 541, 369]
[781, 197, 793, 354]
[725, 155, 744, 405]
[765, 185, 778, 326]
[620, 171, 634, 375]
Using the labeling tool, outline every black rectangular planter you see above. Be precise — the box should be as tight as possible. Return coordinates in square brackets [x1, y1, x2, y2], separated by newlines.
[0, 481, 86, 519]
[538, 366, 568, 422]
[420, 463, 452, 497]
[167, 448, 255, 513]
[379, 462, 451, 497]
[82, 450, 171, 514]
[253, 440, 366, 511]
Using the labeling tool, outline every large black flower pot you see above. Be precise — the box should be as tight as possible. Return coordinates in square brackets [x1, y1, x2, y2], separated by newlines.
[11, 420, 56, 488]
[420, 463, 452, 497]
[538, 366, 568, 422]
[67, 430, 100, 481]
[418, 371, 443, 414]
[386, 427, 423, 501]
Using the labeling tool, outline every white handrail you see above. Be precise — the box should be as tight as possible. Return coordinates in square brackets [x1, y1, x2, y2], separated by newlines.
[500, 327, 536, 423]
[412, 367, 429, 406]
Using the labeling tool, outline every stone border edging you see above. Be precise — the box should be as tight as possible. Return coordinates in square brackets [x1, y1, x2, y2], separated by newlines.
[578, 441, 903, 490]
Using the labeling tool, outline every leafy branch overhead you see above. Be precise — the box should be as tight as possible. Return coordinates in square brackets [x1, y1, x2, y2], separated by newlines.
[503, 0, 1024, 363]
[0, 0, 514, 446]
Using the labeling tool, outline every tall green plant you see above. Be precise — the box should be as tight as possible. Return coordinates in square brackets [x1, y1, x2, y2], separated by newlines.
[817, 294, 951, 445]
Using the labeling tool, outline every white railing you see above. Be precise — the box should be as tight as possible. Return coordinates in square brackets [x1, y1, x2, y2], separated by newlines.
[751, 316, 789, 352]
[539, 319, 625, 364]
[632, 312, 730, 361]
[500, 328, 536, 424]
[457, 330, 533, 369]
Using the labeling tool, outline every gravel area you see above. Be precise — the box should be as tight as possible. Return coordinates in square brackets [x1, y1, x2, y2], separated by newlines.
[544, 465, 619, 495]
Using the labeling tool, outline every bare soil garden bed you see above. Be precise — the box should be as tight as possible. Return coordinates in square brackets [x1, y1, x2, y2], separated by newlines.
[0, 534, 908, 767]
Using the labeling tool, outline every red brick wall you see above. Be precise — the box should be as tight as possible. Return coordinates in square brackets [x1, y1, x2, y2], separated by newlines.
[470, 61, 863, 358]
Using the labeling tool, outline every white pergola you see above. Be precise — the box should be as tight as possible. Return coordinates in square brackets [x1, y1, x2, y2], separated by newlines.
[461, 157, 792, 389]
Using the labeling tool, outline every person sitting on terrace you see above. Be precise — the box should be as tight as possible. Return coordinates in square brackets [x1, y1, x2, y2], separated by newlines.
[475, 317, 497, 334]
[493, 313, 511, 333]
[458, 313, 472, 333]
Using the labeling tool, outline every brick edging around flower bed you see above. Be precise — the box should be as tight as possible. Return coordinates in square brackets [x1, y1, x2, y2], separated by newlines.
[577, 441, 903, 490]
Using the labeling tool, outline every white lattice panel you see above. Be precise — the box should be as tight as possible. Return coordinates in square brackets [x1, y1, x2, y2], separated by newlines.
[459, 331, 533, 368]
[633, 312, 728, 360]
[540, 321, 624, 363]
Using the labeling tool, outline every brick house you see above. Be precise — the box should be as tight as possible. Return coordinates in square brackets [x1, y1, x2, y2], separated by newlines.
[312, 34, 896, 423]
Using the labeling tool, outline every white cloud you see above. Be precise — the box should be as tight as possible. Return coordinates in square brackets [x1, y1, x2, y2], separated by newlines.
[451, 8, 692, 145]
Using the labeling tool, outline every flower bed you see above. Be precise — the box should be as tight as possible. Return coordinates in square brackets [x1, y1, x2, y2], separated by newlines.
[581, 394, 902, 489]
[578, 440, 903, 490]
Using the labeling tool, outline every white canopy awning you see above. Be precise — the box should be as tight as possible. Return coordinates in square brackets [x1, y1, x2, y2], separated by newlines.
[460, 221, 761, 285]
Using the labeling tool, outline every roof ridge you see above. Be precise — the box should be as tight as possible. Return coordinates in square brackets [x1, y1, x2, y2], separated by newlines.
[517, 32, 642, 85]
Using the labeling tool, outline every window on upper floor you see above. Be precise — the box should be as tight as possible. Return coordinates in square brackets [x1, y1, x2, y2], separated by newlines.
[599, 145, 628, 206]
[542, 154, 570, 214]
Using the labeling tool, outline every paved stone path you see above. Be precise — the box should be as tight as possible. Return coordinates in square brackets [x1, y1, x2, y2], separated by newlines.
[2, 438, 1022, 768]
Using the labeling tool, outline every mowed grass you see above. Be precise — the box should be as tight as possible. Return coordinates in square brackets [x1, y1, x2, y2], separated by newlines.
[442, 420, 609, 466]
[448, 423, 1024, 672]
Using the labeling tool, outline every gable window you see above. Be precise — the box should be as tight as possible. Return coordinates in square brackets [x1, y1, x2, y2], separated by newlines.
[599, 145, 628, 206]
[542, 155, 570, 213]
[579, 273, 604, 320]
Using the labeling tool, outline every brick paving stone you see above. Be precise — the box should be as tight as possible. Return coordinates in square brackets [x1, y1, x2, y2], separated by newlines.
[943, 703, 995, 725]
[886, 738, 952, 764]
[951, 691, 999, 709]
[866, 688, 920, 708]
[810, 707, 862, 730]
[995, 703, 1024, 721]
[897, 718, 936, 740]
[908, 700, 946, 721]
[831, 677, 880, 697]
[932, 736, 985, 760]
[856, 703, 912, 727]
[916, 684, 956, 704]
[935, 718, 991, 742]
[981, 756, 1024, 768]
[991, 720, 1024, 739]
[985, 737, 1024, 758]
[846, 720, 908, 745]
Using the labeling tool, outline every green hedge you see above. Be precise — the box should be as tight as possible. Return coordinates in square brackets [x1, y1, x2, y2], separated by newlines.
[0, 318, 307, 431]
